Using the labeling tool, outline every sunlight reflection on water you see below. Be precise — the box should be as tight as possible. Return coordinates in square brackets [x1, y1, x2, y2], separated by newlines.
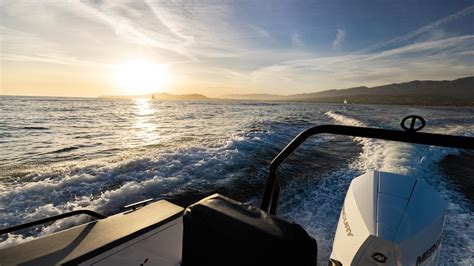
[130, 98, 159, 147]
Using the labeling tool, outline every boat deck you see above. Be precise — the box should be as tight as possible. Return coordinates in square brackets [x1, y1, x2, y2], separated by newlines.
[0, 200, 184, 265]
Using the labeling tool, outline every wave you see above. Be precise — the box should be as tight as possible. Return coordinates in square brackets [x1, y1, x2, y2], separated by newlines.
[0, 130, 279, 248]
[325, 110, 420, 174]
[0, 118, 324, 248]
[48, 146, 81, 154]
[21, 127, 49, 130]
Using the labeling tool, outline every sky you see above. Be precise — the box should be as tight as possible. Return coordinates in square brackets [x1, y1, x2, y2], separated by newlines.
[0, 0, 473, 97]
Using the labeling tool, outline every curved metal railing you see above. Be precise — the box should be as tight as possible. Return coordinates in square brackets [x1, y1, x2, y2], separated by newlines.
[260, 116, 474, 214]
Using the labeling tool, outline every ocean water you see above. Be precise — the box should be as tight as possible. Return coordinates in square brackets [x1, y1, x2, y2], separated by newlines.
[0, 96, 473, 264]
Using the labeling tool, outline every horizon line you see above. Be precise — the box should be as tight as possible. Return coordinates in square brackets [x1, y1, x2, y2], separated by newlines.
[1, 75, 472, 98]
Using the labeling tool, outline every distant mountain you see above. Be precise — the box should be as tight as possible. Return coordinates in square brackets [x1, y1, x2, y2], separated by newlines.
[286, 86, 370, 99]
[100, 77, 473, 105]
[292, 94, 471, 106]
[220, 76, 474, 105]
[99, 92, 209, 100]
[151, 93, 208, 100]
[220, 94, 288, 100]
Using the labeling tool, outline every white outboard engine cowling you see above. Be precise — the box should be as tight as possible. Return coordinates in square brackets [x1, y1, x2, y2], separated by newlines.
[329, 171, 446, 266]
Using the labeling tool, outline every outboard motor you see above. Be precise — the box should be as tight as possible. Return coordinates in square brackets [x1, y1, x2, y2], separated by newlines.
[329, 171, 445, 266]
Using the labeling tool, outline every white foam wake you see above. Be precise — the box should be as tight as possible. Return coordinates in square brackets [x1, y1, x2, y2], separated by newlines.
[325, 110, 418, 175]
[0, 133, 264, 248]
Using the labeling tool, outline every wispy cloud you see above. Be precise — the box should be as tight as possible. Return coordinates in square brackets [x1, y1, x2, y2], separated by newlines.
[332, 29, 346, 50]
[252, 35, 474, 93]
[250, 5, 474, 94]
[0, 0, 247, 66]
[292, 32, 304, 47]
[354, 4, 474, 54]
[0, 26, 109, 67]
[249, 25, 273, 41]
[1, 0, 473, 96]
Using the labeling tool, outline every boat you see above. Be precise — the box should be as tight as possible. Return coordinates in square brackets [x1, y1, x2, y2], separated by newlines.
[1, 115, 473, 265]
[344, 99, 348, 104]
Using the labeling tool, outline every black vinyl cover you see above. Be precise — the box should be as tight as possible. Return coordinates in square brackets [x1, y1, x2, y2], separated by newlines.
[182, 194, 317, 266]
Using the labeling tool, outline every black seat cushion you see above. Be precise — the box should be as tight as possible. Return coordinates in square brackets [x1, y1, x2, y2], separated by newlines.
[182, 194, 317, 266]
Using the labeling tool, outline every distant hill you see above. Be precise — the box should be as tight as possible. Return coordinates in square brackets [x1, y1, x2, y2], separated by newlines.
[220, 94, 288, 100]
[99, 92, 209, 101]
[220, 76, 474, 105]
[292, 94, 472, 106]
[100, 77, 473, 105]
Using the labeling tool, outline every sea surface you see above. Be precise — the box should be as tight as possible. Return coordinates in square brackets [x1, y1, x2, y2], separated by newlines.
[0, 96, 473, 264]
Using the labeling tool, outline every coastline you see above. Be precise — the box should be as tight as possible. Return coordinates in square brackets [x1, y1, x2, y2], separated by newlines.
[2, 94, 473, 107]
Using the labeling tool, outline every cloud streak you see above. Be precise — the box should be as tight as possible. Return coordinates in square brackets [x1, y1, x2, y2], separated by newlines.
[332, 29, 346, 49]
[1, 1, 473, 96]
[250, 5, 474, 94]
[354, 4, 474, 54]
[292, 32, 304, 47]
[252, 35, 474, 93]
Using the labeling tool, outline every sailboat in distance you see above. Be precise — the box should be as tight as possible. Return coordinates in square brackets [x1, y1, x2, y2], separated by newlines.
[344, 99, 348, 104]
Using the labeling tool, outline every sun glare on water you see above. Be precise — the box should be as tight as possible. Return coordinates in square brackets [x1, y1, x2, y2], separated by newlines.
[114, 60, 169, 95]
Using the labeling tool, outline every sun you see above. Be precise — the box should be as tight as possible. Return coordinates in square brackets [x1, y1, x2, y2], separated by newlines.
[114, 59, 169, 95]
